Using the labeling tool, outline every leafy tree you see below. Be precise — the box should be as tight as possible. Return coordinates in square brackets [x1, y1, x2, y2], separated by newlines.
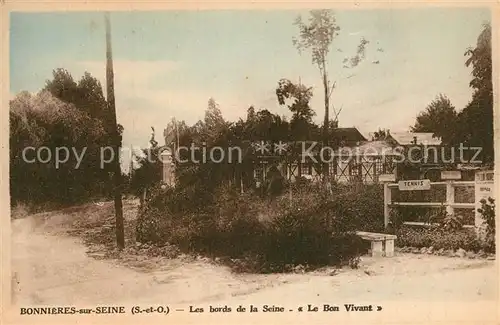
[76, 72, 107, 120]
[457, 23, 493, 164]
[163, 117, 189, 153]
[411, 94, 457, 144]
[410, 23, 493, 164]
[130, 127, 163, 206]
[9, 68, 130, 208]
[465, 23, 492, 95]
[45, 68, 123, 146]
[276, 78, 315, 140]
[9, 90, 109, 206]
[203, 98, 228, 144]
[253, 109, 289, 142]
[44, 68, 79, 104]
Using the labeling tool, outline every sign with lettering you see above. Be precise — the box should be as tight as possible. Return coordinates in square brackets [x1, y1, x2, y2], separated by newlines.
[378, 173, 396, 182]
[398, 179, 431, 191]
[441, 170, 461, 180]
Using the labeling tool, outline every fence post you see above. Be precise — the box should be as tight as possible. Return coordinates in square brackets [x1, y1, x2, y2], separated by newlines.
[445, 181, 454, 216]
[384, 182, 391, 229]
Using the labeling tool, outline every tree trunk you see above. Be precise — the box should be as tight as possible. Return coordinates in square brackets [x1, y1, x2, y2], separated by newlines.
[322, 62, 330, 181]
[140, 187, 147, 207]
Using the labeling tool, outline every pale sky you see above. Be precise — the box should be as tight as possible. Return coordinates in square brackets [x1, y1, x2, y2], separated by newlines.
[10, 8, 490, 154]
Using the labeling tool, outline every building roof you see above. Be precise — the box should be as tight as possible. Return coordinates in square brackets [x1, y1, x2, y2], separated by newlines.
[335, 140, 399, 156]
[331, 127, 367, 143]
[388, 132, 442, 146]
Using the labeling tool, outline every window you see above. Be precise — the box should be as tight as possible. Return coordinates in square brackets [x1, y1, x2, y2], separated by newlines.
[374, 159, 384, 175]
[254, 166, 264, 181]
[329, 159, 338, 175]
[349, 162, 361, 176]
[302, 163, 313, 175]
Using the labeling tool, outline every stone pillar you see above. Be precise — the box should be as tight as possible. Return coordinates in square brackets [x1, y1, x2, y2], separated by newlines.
[383, 183, 391, 229]
[445, 181, 455, 216]
[161, 150, 175, 187]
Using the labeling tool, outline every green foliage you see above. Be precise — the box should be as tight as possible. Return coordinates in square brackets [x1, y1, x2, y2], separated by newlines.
[203, 98, 229, 145]
[293, 9, 375, 138]
[411, 94, 457, 144]
[478, 197, 495, 233]
[276, 79, 316, 140]
[136, 182, 385, 273]
[9, 86, 113, 206]
[390, 207, 466, 233]
[261, 165, 286, 198]
[412, 23, 493, 163]
[477, 197, 495, 252]
[465, 23, 492, 94]
[293, 10, 340, 67]
[396, 227, 481, 252]
[331, 183, 386, 232]
[261, 209, 364, 272]
[129, 127, 163, 203]
[435, 213, 464, 232]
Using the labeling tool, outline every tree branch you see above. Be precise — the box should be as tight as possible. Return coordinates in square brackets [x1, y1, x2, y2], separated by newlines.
[333, 105, 343, 122]
[328, 80, 336, 100]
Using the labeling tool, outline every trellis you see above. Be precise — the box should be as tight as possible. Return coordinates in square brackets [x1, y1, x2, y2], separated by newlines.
[253, 154, 398, 184]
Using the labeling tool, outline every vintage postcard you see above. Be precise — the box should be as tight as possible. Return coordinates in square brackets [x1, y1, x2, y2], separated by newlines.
[1, 1, 499, 324]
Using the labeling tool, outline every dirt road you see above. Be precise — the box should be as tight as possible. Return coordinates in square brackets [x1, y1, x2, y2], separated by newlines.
[11, 213, 302, 305]
[10, 206, 498, 322]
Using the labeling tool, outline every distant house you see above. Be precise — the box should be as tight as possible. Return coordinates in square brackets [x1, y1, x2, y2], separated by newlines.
[253, 127, 371, 184]
[385, 131, 442, 146]
[331, 127, 367, 146]
[326, 131, 444, 184]
[160, 126, 451, 187]
[332, 140, 399, 184]
[386, 131, 444, 180]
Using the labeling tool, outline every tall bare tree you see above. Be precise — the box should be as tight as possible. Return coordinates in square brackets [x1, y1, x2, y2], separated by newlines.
[293, 10, 339, 150]
[293, 10, 374, 179]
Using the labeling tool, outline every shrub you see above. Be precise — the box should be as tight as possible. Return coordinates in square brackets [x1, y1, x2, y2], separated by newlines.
[396, 226, 481, 252]
[329, 183, 385, 232]
[136, 182, 368, 273]
[247, 203, 366, 273]
[437, 214, 464, 232]
[478, 197, 495, 253]
[390, 207, 465, 232]
[135, 205, 172, 244]
[426, 210, 465, 232]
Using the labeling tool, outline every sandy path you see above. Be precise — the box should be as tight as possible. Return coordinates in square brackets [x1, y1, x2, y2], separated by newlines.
[11, 215, 297, 305]
[11, 211, 497, 310]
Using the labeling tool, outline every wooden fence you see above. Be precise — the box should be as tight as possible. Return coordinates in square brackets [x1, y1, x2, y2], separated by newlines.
[383, 170, 494, 232]
[383, 181, 475, 228]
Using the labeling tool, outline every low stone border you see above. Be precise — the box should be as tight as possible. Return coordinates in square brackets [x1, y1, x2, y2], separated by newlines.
[396, 246, 495, 260]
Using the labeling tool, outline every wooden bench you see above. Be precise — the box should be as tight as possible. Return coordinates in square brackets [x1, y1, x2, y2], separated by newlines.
[356, 231, 397, 257]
